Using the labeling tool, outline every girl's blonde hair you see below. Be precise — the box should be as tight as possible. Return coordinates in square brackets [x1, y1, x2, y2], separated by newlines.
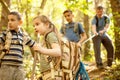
[33, 15, 61, 45]
[33, 15, 57, 33]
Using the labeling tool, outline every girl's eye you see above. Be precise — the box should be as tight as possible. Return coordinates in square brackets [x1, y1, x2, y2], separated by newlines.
[35, 23, 39, 26]
[8, 19, 15, 22]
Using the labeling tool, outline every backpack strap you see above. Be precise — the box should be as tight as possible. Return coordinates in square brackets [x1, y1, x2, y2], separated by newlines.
[3, 30, 12, 53]
[104, 16, 108, 25]
[61, 24, 66, 35]
[74, 22, 79, 39]
[62, 22, 79, 38]
[95, 15, 98, 27]
[0, 30, 12, 66]
[95, 15, 108, 27]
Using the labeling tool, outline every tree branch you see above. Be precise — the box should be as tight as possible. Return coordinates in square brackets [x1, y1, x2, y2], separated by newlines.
[0, 0, 10, 13]
[40, 0, 47, 9]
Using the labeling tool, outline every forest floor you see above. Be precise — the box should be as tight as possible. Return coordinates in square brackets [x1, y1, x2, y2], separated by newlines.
[84, 61, 111, 80]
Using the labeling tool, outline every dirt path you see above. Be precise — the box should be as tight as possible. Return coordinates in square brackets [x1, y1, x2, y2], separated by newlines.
[84, 61, 108, 80]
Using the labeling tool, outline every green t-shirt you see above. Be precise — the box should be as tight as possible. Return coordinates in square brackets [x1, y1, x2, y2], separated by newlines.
[40, 32, 58, 72]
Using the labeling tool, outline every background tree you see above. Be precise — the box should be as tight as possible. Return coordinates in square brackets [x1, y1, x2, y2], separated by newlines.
[83, 0, 91, 60]
[110, 0, 120, 59]
[0, 0, 10, 31]
[0, 0, 120, 79]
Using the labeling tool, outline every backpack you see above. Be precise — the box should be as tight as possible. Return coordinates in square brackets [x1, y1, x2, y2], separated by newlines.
[75, 62, 90, 80]
[44, 24, 81, 80]
[0, 29, 28, 65]
[61, 22, 80, 39]
[60, 38, 81, 80]
[95, 15, 108, 27]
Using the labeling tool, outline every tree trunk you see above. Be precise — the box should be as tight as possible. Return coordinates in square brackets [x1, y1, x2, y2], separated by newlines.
[83, 0, 91, 60]
[83, 13, 91, 60]
[110, 0, 120, 59]
[0, 0, 10, 31]
[94, 0, 103, 7]
[40, 0, 47, 9]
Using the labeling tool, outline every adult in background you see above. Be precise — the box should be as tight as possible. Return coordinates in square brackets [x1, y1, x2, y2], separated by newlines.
[91, 6, 114, 69]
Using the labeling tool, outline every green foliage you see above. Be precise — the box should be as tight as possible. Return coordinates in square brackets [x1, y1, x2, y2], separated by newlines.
[3, 0, 116, 79]
[103, 63, 120, 80]
[65, 0, 94, 16]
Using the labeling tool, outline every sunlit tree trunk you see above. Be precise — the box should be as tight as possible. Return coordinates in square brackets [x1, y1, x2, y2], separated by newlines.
[0, 0, 10, 31]
[25, 0, 29, 28]
[94, 0, 103, 7]
[40, 0, 47, 9]
[110, 0, 120, 59]
[83, 0, 91, 60]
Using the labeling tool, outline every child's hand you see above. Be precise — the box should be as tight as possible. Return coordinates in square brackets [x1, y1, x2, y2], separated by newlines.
[33, 43, 41, 52]
[77, 42, 81, 48]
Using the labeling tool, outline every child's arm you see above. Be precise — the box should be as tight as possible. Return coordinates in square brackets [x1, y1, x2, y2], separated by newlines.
[33, 43, 61, 57]
[77, 32, 87, 47]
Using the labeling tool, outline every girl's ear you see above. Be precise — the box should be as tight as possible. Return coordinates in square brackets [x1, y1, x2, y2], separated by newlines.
[72, 14, 74, 17]
[46, 22, 50, 28]
[19, 20, 23, 25]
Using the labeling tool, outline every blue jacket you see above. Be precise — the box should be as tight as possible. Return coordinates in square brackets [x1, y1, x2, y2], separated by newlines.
[75, 62, 90, 80]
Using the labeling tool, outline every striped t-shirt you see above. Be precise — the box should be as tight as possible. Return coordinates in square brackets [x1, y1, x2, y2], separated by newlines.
[0, 29, 35, 66]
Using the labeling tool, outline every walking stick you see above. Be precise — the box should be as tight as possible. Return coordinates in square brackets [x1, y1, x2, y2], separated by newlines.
[31, 33, 40, 80]
[82, 34, 96, 45]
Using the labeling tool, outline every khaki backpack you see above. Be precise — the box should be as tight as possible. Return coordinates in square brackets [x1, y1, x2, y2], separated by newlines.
[44, 25, 81, 80]
[0, 30, 12, 64]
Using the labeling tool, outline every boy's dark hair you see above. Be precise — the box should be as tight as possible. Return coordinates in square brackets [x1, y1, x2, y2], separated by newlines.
[96, 6, 103, 10]
[9, 11, 22, 20]
[63, 9, 72, 14]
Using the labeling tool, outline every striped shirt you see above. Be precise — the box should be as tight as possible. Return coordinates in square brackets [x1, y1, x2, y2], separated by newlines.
[0, 29, 35, 66]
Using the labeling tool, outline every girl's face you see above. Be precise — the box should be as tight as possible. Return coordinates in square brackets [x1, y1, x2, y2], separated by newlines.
[8, 15, 21, 31]
[33, 18, 47, 35]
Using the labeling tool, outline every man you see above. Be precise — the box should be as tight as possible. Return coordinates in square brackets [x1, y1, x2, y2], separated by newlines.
[91, 6, 114, 69]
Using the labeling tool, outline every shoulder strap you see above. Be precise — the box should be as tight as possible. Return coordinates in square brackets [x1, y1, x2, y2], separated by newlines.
[95, 15, 98, 27]
[95, 15, 108, 27]
[44, 30, 62, 69]
[74, 22, 79, 39]
[104, 16, 108, 24]
[61, 24, 66, 35]
[4, 30, 12, 51]
[0, 30, 12, 61]
[74, 22, 79, 33]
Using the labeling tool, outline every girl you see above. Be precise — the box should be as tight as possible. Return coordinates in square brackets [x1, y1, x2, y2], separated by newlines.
[33, 15, 61, 80]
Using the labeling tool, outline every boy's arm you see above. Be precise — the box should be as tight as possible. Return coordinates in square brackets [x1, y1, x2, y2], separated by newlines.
[77, 32, 87, 47]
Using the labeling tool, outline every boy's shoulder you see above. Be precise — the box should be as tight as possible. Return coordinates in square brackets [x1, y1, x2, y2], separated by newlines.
[0, 30, 11, 36]
[65, 22, 80, 27]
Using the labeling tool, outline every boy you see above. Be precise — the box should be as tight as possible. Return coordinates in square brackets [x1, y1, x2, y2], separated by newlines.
[61, 9, 87, 47]
[0, 11, 36, 80]
[60, 9, 87, 79]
